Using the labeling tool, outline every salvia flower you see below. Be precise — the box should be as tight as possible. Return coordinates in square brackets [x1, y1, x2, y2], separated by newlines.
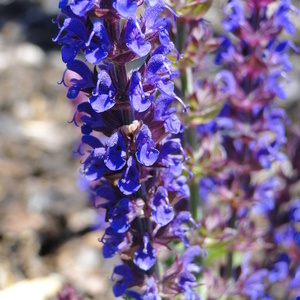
[193, 0, 299, 298]
[54, 0, 201, 298]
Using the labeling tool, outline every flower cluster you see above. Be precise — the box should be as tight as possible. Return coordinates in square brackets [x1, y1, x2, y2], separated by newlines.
[198, 0, 298, 217]
[54, 0, 204, 298]
[54, 0, 300, 298]
[191, 0, 300, 298]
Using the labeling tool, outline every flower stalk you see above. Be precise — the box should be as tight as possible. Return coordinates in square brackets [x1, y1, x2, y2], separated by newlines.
[54, 0, 205, 298]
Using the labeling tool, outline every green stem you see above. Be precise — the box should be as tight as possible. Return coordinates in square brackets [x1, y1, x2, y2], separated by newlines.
[176, 20, 201, 221]
[176, 19, 185, 54]
[189, 180, 201, 220]
[226, 210, 236, 279]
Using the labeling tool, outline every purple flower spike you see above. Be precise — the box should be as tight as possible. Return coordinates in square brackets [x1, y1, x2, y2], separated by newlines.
[133, 234, 156, 271]
[89, 69, 116, 113]
[113, 0, 138, 18]
[55, 0, 194, 297]
[104, 132, 127, 171]
[136, 124, 159, 167]
[117, 156, 141, 195]
[129, 71, 151, 112]
[124, 18, 151, 57]
[151, 186, 174, 226]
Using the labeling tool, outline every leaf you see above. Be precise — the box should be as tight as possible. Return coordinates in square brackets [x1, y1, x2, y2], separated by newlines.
[178, 0, 213, 20]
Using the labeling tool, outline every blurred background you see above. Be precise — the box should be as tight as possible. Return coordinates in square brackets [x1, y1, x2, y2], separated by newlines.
[0, 1, 299, 299]
[0, 1, 116, 299]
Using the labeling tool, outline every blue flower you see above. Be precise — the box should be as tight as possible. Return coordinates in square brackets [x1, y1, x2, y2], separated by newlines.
[77, 102, 122, 137]
[108, 198, 131, 233]
[264, 70, 288, 99]
[69, 0, 95, 17]
[264, 39, 299, 71]
[151, 186, 174, 226]
[136, 124, 160, 167]
[214, 36, 233, 65]
[166, 246, 205, 300]
[117, 156, 141, 195]
[144, 0, 165, 30]
[112, 265, 143, 297]
[289, 199, 300, 222]
[222, 0, 245, 32]
[59, 0, 68, 9]
[104, 132, 127, 171]
[113, 0, 138, 18]
[146, 54, 176, 95]
[155, 94, 181, 134]
[273, 0, 299, 35]
[84, 20, 110, 64]
[178, 271, 201, 300]
[290, 267, 300, 289]
[142, 277, 161, 300]
[255, 133, 286, 169]
[129, 71, 151, 112]
[124, 18, 151, 58]
[65, 60, 94, 99]
[242, 269, 270, 300]
[53, 15, 110, 65]
[89, 69, 116, 113]
[268, 254, 289, 283]
[252, 177, 282, 214]
[53, 17, 88, 63]
[199, 176, 220, 202]
[84, 147, 107, 181]
[133, 234, 156, 271]
[170, 211, 198, 246]
[54, 0, 196, 297]
[158, 138, 184, 167]
[101, 227, 129, 258]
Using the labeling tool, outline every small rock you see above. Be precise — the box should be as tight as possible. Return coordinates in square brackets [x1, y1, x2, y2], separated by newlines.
[0, 274, 63, 300]
[16, 43, 45, 67]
